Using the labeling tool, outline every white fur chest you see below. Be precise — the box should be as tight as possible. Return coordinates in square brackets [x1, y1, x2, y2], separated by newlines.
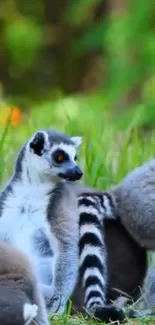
[0, 180, 54, 254]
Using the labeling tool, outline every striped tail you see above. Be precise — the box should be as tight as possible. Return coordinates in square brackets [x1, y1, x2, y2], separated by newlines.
[78, 192, 125, 323]
[78, 193, 109, 310]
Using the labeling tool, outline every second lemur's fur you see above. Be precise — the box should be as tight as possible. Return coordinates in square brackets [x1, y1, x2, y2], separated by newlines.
[0, 240, 49, 325]
[113, 159, 155, 250]
[77, 158, 155, 320]
[110, 158, 155, 318]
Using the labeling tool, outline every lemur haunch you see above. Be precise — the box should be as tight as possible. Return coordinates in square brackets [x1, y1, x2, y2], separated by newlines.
[0, 129, 125, 323]
[113, 159, 155, 250]
[0, 240, 49, 325]
[0, 129, 83, 316]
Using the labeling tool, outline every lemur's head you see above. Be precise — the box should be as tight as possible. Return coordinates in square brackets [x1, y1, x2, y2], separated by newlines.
[24, 129, 83, 182]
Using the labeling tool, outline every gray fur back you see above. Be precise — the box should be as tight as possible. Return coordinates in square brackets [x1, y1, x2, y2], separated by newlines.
[113, 159, 155, 249]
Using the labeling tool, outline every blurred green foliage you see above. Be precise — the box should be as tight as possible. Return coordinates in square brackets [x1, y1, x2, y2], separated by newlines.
[0, 0, 155, 132]
[4, 19, 42, 70]
[0, 0, 154, 126]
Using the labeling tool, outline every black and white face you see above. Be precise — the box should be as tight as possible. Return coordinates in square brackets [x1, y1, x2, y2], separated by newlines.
[26, 129, 83, 181]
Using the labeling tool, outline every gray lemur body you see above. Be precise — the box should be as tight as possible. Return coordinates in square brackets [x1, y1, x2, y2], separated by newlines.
[103, 159, 155, 318]
[0, 129, 83, 315]
[113, 159, 155, 249]
[0, 240, 49, 325]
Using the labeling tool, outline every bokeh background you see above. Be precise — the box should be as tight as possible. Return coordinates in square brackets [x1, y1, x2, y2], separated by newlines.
[0, 0, 155, 190]
[1, 0, 155, 117]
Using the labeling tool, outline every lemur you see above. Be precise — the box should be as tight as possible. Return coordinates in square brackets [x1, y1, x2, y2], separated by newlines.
[0, 129, 127, 323]
[73, 158, 155, 320]
[0, 240, 49, 325]
[70, 185, 147, 322]
[0, 129, 83, 316]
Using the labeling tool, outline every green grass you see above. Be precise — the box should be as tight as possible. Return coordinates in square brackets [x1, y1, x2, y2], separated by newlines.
[1, 94, 155, 189]
[0, 94, 155, 324]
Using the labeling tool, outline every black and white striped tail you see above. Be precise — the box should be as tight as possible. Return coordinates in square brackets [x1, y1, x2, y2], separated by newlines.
[78, 192, 125, 323]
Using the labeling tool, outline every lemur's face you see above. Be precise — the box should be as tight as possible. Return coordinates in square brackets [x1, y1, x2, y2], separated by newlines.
[27, 130, 83, 181]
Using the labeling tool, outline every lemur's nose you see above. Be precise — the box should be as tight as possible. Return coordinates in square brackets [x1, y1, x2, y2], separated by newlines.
[66, 166, 83, 181]
[73, 166, 83, 180]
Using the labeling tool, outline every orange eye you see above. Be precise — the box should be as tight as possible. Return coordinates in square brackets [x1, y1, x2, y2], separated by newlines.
[53, 150, 68, 163]
[57, 154, 64, 162]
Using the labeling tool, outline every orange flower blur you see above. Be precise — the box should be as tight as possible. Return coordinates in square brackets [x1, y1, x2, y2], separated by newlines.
[11, 107, 22, 126]
[0, 106, 22, 126]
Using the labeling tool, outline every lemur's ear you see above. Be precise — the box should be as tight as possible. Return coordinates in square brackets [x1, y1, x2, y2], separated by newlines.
[71, 136, 82, 149]
[30, 132, 45, 156]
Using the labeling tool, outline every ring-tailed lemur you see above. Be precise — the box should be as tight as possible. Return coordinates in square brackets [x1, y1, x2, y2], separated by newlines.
[0, 240, 49, 325]
[71, 185, 127, 323]
[77, 158, 155, 320]
[70, 178, 148, 322]
[0, 129, 83, 316]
